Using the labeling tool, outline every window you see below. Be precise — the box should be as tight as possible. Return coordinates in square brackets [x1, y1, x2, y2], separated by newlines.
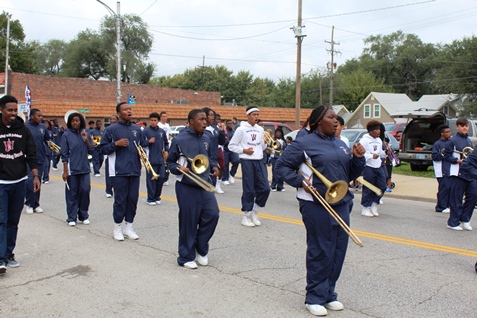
[443, 105, 449, 115]
[364, 104, 371, 118]
[374, 104, 381, 118]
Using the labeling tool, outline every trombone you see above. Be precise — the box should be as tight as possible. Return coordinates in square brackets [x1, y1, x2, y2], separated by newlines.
[92, 135, 102, 147]
[134, 141, 160, 180]
[263, 131, 280, 149]
[299, 172, 363, 247]
[441, 146, 473, 158]
[303, 161, 348, 204]
[47, 140, 61, 154]
[178, 153, 216, 192]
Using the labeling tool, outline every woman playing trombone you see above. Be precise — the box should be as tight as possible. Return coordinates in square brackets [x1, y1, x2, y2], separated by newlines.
[167, 109, 220, 269]
[276, 105, 365, 317]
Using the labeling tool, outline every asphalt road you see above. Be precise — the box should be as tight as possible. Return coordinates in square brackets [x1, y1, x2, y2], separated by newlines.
[1, 167, 477, 318]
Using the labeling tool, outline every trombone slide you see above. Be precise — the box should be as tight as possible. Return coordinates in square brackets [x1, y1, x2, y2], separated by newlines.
[178, 167, 216, 192]
[301, 178, 364, 247]
[356, 176, 382, 196]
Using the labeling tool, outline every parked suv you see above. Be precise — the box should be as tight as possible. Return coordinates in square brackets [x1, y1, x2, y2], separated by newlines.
[391, 110, 477, 171]
[261, 122, 294, 136]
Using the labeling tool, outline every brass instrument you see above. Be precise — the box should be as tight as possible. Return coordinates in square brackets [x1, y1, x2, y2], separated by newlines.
[266, 147, 282, 155]
[300, 173, 364, 247]
[163, 149, 170, 173]
[385, 142, 400, 167]
[355, 176, 383, 196]
[178, 154, 216, 192]
[47, 140, 61, 154]
[134, 141, 160, 180]
[303, 161, 348, 204]
[92, 135, 102, 147]
[441, 146, 473, 158]
[263, 131, 280, 149]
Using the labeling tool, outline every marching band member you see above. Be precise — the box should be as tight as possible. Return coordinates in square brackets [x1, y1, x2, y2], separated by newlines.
[158, 111, 172, 186]
[167, 109, 220, 269]
[51, 118, 63, 170]
[104, 114, 118, 198]
[42, 120, 54, 184]
[0, 95, 40, 273]
[100, 102, 146, 241]
[432, 125, 451, 213]
[270, 128, 286, 192]
[202, 108, 222, 194]
[60, 112, 94, 226]
[89, 120, 104, 177]
[222, 120, 240, 185]
[276, 105, 365, 317]
[444, 117, 477, 230]
[143, 112, 169, 206]
[229, 106, 270, 227]
[360, 120, 387, 217]
[25, 108, 50, 214]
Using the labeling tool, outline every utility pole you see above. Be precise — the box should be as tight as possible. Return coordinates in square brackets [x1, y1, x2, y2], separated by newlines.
[4, 13, 11, 95]
[325, 26, 340, 107]
[292, 0, 306, 129]
[319, 73, 323, 105]
[201, 55, 205, 90]
[97, 1, 121, 104]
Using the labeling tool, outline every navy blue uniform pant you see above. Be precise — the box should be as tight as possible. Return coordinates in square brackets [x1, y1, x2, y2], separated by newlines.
[176, 182, 219, 265]
[240, 160, 270, 211]
[43, 154, 53, 182]
[361, 166, 387, 207]
[299, 199, 349, 306]
[146, 163, 166, 203]
[448, 177, 477, 227]
[0, 180, 26, 262]
[112, 176, 140, 224]
[25, 164, 44, 209]
[435, 176, 451, 212]
[105, 158, 113, 196]
[65, 173, 91, 222]
[222, 150, 239, 181]
[92, 148, 103, 174]
[270, 157, 284, 190]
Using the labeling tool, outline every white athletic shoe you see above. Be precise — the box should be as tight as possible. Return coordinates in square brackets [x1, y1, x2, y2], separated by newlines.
[229, 176, 235, 184]
[25, 206, 34, 214]
[123, 223, 139, 240]
[251, 211, 261, 226]
[68, 221, 76, 227]
[155, 200, 162, 205]
[113, 224, 124, 241]
[461, 222, 473, 231]
[306, 304, 328, 316]
[447, 225, 463, 231]
[34, 207, 44, 213]
[222, 180, 230, 185]
[183, 261, 198, 269]
[105, 193, 113, 198]
[324, 301, 344, 311]
[164, 181, 169, 186]
[370, 203, 379, 217]
[195, 254, 208, 266]
[442, 208, 450, 213]
[361, 207, 374, 217]
[241, 215, 255, 227]
[81, 219, 90, 225]
[147, 201, 157, 206]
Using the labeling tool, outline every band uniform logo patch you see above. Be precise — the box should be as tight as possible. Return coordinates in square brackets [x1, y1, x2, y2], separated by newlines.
[132, 130, 138, 138]
[204, 142, 209, 151]
[340, 146, 349, 154]
[4, 139, 14, 152]
[39, 128, 44, 134]
[373, 145, 377, 151]
[251, 134, 257, 141]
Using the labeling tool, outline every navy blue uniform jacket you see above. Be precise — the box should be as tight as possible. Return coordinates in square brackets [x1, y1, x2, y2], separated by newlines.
[100, 121, 146, 177]
[60, 129, 94, 175]
[25, 121, 50, 165]
[167, 127, 217, 188]
[143, 126, 169, 165]
[276, 131, 365, 205]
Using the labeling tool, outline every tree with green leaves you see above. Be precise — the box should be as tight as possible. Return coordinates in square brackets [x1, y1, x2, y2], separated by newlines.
[434, 36, 477, 116]
[100, 14, 154, 84]
[33, 39, 68, 76]
[0, 12, 38, 74]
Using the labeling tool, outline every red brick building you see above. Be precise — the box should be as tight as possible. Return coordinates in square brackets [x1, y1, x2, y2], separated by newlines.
[1, 72, 311, 129]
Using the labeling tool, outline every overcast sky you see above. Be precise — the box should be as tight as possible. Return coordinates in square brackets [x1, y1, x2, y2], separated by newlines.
[2, 0, 477, 82]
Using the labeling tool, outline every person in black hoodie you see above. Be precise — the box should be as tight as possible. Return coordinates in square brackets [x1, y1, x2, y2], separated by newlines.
[0, 95, 40, 274]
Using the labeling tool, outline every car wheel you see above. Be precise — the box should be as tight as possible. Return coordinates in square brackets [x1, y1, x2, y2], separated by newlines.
[410, 164, 421, 172]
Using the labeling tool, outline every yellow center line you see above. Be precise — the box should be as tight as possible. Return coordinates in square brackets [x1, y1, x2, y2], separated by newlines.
[51, 175, 477, 258]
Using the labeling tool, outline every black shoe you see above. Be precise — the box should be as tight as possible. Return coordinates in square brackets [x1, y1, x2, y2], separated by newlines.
[0, 260, 6, 274]
[475, 261, 477, 273]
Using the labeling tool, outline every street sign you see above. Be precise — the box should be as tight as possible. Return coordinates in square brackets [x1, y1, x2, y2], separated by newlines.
[18, 103, 29, 113]
[78, 109, 90, 113]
